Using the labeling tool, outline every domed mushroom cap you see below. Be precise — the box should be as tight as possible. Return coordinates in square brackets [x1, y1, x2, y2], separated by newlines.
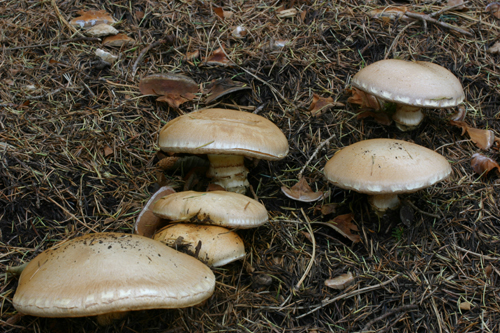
[154, 224, 246, 267]
[13, 233, 215, 318]
[152, 191, 268, 228]
[351, 59, 464, 108]
[158, 108, 289, 160]
[324, 139, 451, 195]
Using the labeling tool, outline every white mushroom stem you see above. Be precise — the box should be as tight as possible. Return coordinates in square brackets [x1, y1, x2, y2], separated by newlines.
[97, 311, 129, 326]
[368, 193, 401, 212]
[392, 105, 424, 131]
[206, 154, 249, 193]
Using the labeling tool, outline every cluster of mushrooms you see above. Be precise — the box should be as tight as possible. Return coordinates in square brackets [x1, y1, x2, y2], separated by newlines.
[10, 53, 464, 322]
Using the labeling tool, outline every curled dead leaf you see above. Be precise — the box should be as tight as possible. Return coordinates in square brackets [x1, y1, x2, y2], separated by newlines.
[467, 127, 495, 150]
[471, 153, 500, 176]
[324, 272, 355, 290]
[486, 3, 500, 19]
[204, 47, 234, 66]
[320, 213, 360, 243]
[205, 78, 251, 104]
[281, 178, 324, 202]
[139, 73, 198, 109]
[308, 93, 344, 117]
[451, 105, 467, 122]
[347, 87, 381, 110]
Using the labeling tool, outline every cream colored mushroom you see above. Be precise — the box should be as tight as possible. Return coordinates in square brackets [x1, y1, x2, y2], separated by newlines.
[324, 139, 451, 213]
[158, 108, 289, 193]
[151, 190, 268, 228]
[351, 59, 465, 131]
[13, 233, 215, 325]
[154, 224, 246, 267]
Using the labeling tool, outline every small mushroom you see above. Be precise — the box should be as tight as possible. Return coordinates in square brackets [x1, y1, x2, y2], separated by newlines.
[154, 224, 246, 267]
[13, 233, 215, 325]
[70, 9, 116, 29]
[324, 139, 451, 213]
[158, 108, 289, 193]
[350, 59, 465, 131]
[103, 34, 135, 47]
[151, 190, 269, 228]
[139, 73, 198, 109]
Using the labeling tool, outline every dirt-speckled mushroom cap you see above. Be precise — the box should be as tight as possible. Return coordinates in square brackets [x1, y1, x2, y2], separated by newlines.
[154, 224, 246, 267]
[13, 233, 215, 318]
[158, 108, 289, 160]
[324, 139, 451, 195]
[152, 191, 268, 228]
[351, 59, 464, 108]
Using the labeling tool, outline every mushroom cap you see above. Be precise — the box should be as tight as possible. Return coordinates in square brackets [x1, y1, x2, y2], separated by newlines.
[13, 233, 215, 318]
[139, 73, 198, 96]
[324, 139, 451, 195]
[152, 191, 268, 229]
[159, 109, 288, 160]
[154, 224, 246, 267]
[351, 59, 464, 108]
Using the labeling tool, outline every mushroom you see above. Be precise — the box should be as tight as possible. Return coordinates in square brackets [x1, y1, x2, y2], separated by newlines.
[13, 233, 215, 325]
[154, 224, 246, 267]
[70, 9, 116, 29]
[139, 73, 198, 109]
[159, 108, 289, 193]
[85, 24, 118, 37]
[103, 34, 135, 47]
[324, 139, 451, 213]
[135, 185, 177, 237]
[151, 190, 269, 228]
[350, 59, 465, 131]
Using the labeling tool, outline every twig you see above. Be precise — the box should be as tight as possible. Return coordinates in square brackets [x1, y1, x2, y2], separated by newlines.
[297, 132, 336, 179]
[453, 244, 500, 261]
[403, 199, 441, 218]
[295, 209, 316, 290]
[296, 275, 400, 318]
[50, 0, 82, 36]
[430, 2, 470, 18]
[360, 304, 418, 332]
[4, 37, 101, 51]
[131, 37, 174, 76]
[404, 11, 472, 36]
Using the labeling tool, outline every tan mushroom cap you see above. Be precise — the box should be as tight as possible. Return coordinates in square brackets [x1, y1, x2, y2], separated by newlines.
[152, 191, 268, 228]
[158, 108, 289, 160]
[13, 233, 215, 318]
[324, 139, 451, 195]
[154, 224, 246, 267]
[351, 59, 464, 108]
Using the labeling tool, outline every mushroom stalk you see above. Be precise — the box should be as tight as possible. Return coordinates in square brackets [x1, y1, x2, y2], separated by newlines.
[392, 105, 424, 131]
[206, 154, 249, 193]
[97, 311, 129, 326]
[368, 193, 400, 213]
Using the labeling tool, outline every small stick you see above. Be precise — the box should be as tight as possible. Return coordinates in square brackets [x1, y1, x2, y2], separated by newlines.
[403, 199, 441, 218]
[297, 132, 336, 179]
[361, 304, 419, 332]
[4, 37, 101, 51]
[50, 0, 82, 36]
[453, 244, 500, 261]
[404, 11, 473, 36]
[295, 209, 316, 290]
[131, 37, 174, 77]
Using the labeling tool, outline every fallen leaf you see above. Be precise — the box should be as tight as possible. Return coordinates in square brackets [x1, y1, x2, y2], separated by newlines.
[185, 50, 200, 60]
[104, 145, 113, 157]
[135, 10, 145, 20]
[281, 178, 324, 202]
[70, 9, 116, 29]
[204, 46, 233, 66]
[139, 73, 198, 108]
[325, 213, 360, 243]
[485, 264, 493, 278]
[321, 203, 337, 215]
[459, 301, 472, 311]
[324, 272, 355, 290]
[205, 78, 251, 103]
[471, 153, 500, 176]
[308, 93, 344, 116]
[103, 34, 135, 47]
[451, 105, 467, 122]
[486, 3, 500, 19]
[347, 87, 381, 110]
[368, 7, 412, 21]
[467, 127, 495, 150]
[448, 0, 466, 10]
[488, 41, 500, 54]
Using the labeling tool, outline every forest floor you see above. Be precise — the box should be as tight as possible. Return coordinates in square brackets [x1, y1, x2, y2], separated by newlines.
[1, 0, 500, 332]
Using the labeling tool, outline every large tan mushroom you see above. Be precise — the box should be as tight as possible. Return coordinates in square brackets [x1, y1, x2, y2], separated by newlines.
[350, 59, 465, 130]
[154, 224, 246, 267]
[159, 108, 289, 193]
[13, 233, 215, 325]
[324, 139, 451, 213]
[151, 190, 268, 229]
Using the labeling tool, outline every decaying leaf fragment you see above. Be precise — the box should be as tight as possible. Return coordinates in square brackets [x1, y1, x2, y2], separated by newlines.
[450, 118, 496, 150]
[347, 87, 381, 110]
[357, 110, 393, 126]
[70, 9, 116, 29]
[324, 272, 355, 290]
[487, 41, 500, 54]
[205, 78, 251, 104]
[486, 3, 500, 19]
[281, 178, 324, 202]
[368, 7, 412, 21]
[471, 153, 500, 177]
[204, 47, 234, 66]
[213, 7, 233, 19]
[325, 213, 361, 243]
[308, 93, 344, 117]
[139, 73, 198, 109]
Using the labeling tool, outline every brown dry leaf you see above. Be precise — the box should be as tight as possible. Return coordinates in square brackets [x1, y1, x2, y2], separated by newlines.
[321, 203, 337, 215]
[488, 41, 500, 54]
[156, 93, 196, 109]
[347, 87, 381, 110]
[281, 178, 324, 202]
[212, 7, 232, 19]
[467, 127, 495, 150]
[368, 7, 412, 21]
[185, 50, 200, 60]
[103, 145, 113, 157]
[205, 78, 251, 103]
[204, 47, 233, 66]
[103, 34, 136, 47]
[135, 10, 145, 20]
[459, 301, 472, 311]
[308, 93, 344, 117]
[447, 0, 465, 10]
[300, 10, 307, 21]
[324, 272, 355, 290]
[451, 105, 467, 122]
[157, 156, 180, 170]
[485, 264, 493, 278]
[325, 213, 361, 243]
[471, 153, 500, 176]
[70, 9, 116, 29]
[486, 3, 500, 19]
[139, 73, 198, 108]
